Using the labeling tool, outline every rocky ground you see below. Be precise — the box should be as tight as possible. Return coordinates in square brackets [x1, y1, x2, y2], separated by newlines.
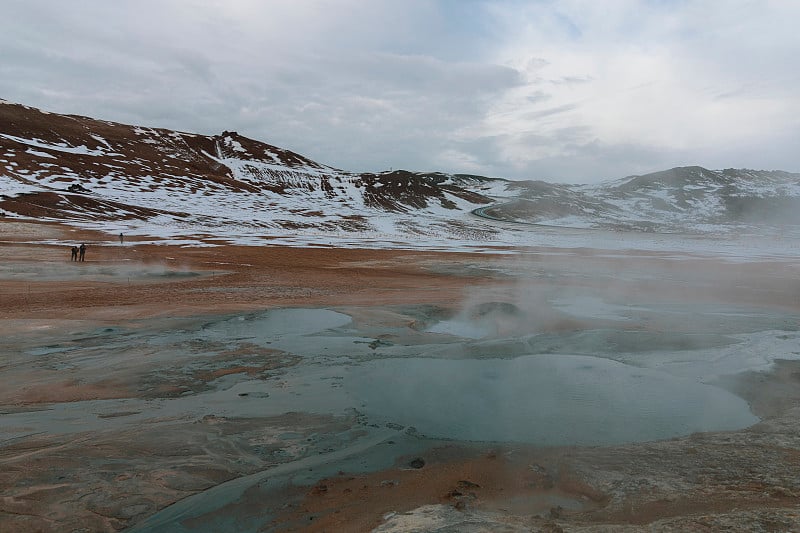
[1, 220, 799, 532]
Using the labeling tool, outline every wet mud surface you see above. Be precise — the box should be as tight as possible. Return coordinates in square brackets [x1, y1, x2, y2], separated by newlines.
[2, 221, 800, 532]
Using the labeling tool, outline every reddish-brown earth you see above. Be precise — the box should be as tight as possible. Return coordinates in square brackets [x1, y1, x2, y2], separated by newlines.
[1, 220, 800, 532]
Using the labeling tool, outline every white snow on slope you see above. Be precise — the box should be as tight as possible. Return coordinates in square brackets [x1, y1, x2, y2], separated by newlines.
[0, 174, 42, 196]
[25, 148, 57, 159]
[3, 114, 799, 262]
[0, 133, 123, 157]
[8, 171, 800, 262]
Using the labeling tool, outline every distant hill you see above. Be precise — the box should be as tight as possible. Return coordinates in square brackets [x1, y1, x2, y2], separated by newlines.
[0, 100, 497, 232]
[2, 99, 799, 243]
[482, 166, 800, 232]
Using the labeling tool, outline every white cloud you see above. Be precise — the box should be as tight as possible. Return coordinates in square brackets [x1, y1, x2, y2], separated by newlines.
[0, 0, 798, 182]
[480, 0, 800, 179]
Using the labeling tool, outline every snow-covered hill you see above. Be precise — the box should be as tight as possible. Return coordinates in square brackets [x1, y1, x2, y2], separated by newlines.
[2, 99, 800, 249]
[481, 166, 800, 233]
[0, 100, 501, 246]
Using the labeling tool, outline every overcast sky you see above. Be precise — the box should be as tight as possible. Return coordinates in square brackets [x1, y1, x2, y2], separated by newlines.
[2, 0, 798, 182]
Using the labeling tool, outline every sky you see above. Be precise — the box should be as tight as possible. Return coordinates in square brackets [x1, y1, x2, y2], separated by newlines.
[1, 0, 799, 183]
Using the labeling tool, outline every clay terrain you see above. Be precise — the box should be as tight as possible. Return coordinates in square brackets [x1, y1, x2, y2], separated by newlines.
[1, 219, 800, 532]
[2, 100, 800, 532]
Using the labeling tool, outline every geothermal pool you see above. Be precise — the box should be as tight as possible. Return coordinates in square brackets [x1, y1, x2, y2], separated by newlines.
[5, 301, 797, 447]
[4, 283, 800, 532]
[348, 354, 756, 445]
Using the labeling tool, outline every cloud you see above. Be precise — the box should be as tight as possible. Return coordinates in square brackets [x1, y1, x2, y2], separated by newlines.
[481, 0, 800, 179]
[0, 0, 798, 182]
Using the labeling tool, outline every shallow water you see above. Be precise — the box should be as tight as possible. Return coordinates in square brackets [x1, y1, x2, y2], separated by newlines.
[346, 354, 757, 446]
[4, 290, 800, 533]
[175, 308, 352, 345]
[111, 297, 796, 532]
[4, 302, 794, 446]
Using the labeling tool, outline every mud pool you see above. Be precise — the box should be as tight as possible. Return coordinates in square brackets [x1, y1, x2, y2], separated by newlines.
[3, 279, 800, 532]
[4, 299, 798, 447]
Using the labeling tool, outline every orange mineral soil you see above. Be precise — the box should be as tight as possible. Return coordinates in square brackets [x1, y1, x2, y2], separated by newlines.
[1, 220, 799, 532]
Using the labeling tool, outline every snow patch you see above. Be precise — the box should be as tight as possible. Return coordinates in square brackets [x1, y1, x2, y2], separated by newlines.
[0, 133, 122, 157]
[25, 148, 57, 159]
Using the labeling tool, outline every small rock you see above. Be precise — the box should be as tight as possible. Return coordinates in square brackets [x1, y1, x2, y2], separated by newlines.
[409, 457, 425, 469]
[529, 463, 547, 474]
[771, 486, 796, 498]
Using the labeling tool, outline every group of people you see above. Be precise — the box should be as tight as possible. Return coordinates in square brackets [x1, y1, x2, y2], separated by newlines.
[70, 243, 86, 262]
[69, 234, 124, 262]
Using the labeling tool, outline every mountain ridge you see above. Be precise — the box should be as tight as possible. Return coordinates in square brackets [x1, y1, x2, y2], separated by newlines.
[2, 100, 799, 245]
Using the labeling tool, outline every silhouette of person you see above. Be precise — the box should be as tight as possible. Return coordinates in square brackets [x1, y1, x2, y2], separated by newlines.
[79, 243, 86, 262]
[71, 246, 78, 261]
[119, 233, 124, 244]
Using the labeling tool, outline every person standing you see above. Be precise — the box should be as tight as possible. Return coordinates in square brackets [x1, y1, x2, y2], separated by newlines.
[119, 233, 124, 244]
[70, 246, 78, 261]
[79, 243, 86, 262]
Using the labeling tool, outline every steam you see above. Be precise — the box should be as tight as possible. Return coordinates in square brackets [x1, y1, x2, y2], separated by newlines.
[0, 259, 202, 283]
[412, 243, 800, 446]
